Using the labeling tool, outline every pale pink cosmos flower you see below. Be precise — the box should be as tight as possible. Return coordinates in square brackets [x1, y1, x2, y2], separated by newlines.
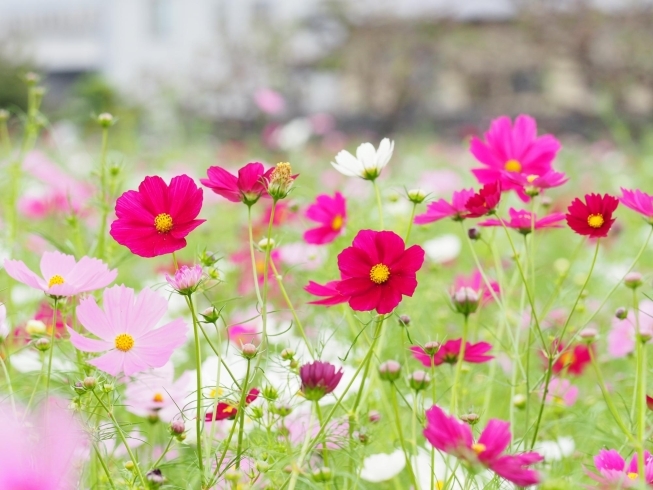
[166, 264, 203, 294]
[124, 363, 192, 422]
[587, 449, 653, 487]
[620, 188, 653, 222]
[506, 170, 568, 195]
[4, 250, 117, 297]
[0, 398, 87, 489]
[545, 377, 578, 406]
[254, 88, 286, 115]
[68, 285, 188, 376]
[608, 300, 653, 358]
[414, 188, 475, 224]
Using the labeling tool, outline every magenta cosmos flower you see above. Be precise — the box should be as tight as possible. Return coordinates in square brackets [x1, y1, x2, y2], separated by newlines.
[465, 182, 502, 218]
[478, 208, 565, 235]
[621, 188, 653, 223]
[411, 339, 493, 368]
[201, 162, 273, 205]
[305, 280, 349, 306]
[300, 360, 344, 401]
[424, 405, 543, 487]
[4, 250, 116, 297]
[0, 398, 87, 490]
[587, 449, 653, 487]
[303, 192, 347, 245]
[110, 174, 205, 258]
[566, 193, 619, 238]
[470, 115, 561, 194]
[414, 188, 475, 224]
[336, 230, 425, 314]
[507, 170, 568, 196]
[68, 285, 187, 376]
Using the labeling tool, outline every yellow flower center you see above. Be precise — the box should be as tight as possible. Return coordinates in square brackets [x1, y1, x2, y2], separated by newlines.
[153, 392, 164, 403]
[369, 263, 390, 284]
[526, 174, 538, 183]
[560, 350, 576, 366]
[504, 159, 522, 172]
[587, 213, 604, 229]
[435, 482, 444, 490]
[209, 387, 224, 398]
[223, 405, 235, 414]
[114, 333, 135, 352]
[628, 472, 638, 480]
[472, 443, 486, 454]
[332, 214, 343, 231]
[48, 275, 64, 288]
[154, 213, 174, 233]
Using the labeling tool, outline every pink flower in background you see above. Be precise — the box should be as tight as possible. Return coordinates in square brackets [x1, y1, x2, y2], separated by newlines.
[124, 363, 192, 422]
[336, 230, 425, 314]
[4, 250, 117, 297]
[304, 192, 347, 245]
[414, 188, 475, 224]
[608, 300, 653, 357]
[68, 285, 187, 377]
[478, 208, 565, 234]
[231, 249, 280, 295]
[424, 405, 543, 486]
[545, 377, 578, 406]
[111, 174, 205, 258]
[587, 449, 653, 487]
[254, 88, 286, 115]
[620, 188, 653, 222]
[470, 114, 561, 197]
[506, 170, 568, 195]
[228, 324, 260, 346]
[166, 265, 203, 294]
[282, 409, 349, 450]
[411, 339, 493, 367]
[305, 280, 349, 306]
[453, 270, 499, 304]
[0, 398, 87, 489]
[418, 169, 463, 196]
[465, 182, 501, 218]
[201, 162, 273, 205]
[0, 304, 8, 339]
[261, 201, 297, 227]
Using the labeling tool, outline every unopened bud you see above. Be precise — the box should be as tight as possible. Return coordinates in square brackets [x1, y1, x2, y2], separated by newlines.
[615, 307, 628, 320]
[34, 337, 50, 351]
[225, 469, 241, 482]
[273, 403, 292, 417]
[368, 410, 381, 423]
[407, 188, 427, 204]
[467, 227, 481, 241]
[460, 413, 480, 425]
[201, 307, 219, 324]
[378, 360, 402, 382]
[103, 383, 114, 393]
[312, 467, 333, 482]
[250, 405, 264, 419]
[256, 460, 270, 473]
[83, 376, 97, 390]
[262, 385, 278, 401]
[241, 343, 258, 359]
[639, 329, 653, 343]
[170, 420, 185, 436]
[513, 394, 527, 409]
[267, 162, 295, 200]
[540, 196, 553, 208]
[579, 328, 597, 342]
[289, 359, 299, 369]
[398, 315, 411, 327]
[26, 320, 47, 336]
[624, 272, 643, 289]
[358, 432, 370, 444]
[123, 461, 135, 471]
[423, 341, 440, 355]
[258, 237, 275, 251]
[647, 395, 653, 412]
[281, 348, 295, 360]
[97, 112, 115, 128]
[146, 468, 165, 486]
[73, 381, 85, 394]
[24, 72, 41, 86]
[408, 370, 431, 391]
[452, 287, 480, 316]
[553, 258, 570, 276]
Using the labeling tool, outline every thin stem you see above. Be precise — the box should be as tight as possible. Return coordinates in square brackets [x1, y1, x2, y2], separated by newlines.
[185, 295, 205, 483]
[0, 349, 16, 415]
[197, 321, 241, 388]
[94, 444, 117, 490]
[96, 126, 110, 260]
[404, 202, 417, 242]
[287, 410, 315, 490]
[372, 180, 385, 229]
[635, 288, 647, 483]
[235, 358, 252, 469]
[430, 361, 437, 490]
[351, 315, 385, 414]
[314, 401, 329, 466]
[390, 382, 418, 488]
[44, 297, 59, 398]
[151, 436, 175, 470]
[247, 206, 264, 307]
[450, 314, 469, 414]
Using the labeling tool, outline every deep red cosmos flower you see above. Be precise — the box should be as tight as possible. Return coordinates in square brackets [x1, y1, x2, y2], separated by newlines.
[110, 175, 205, 258]
[550, 342, 592, 376]
[336, 230, 425, 314]
[205, 388, 260, 422]
[300, 361, 344, 401]
[201, 162, 273, 205]
[565, 193, 619, 238]
[410, 339, 493, 368]
[465, 182, 502, 218]
[304, 280, 349, 306]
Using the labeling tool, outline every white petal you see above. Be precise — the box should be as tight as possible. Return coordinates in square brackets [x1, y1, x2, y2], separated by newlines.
[333, 150, 364, 177]
[376, 138, 394, 170]
[356, 142, 378, 169]
[423, 234, 462, 264]
[360, 450, 406, 482]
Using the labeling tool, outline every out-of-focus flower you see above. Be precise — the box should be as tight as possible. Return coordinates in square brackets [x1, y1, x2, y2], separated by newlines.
[299, 360, 344, 401]
[453, 270, 499, 304]
[587, 449, 653, 487]
[423, 235, 461, 264]
[414, 188, 475, 224]
[424, 405, 543, 487]
[479, 208, 565, 235]
[506, 170, 568, 197]
[0, 304, 8, 339]
[465, 182, 502, 218]
[205, 388, 260, 422]
[360, 450, 406, 482]
[166, 265, 203, 295]
[68, 285, 187, 376]
[110, 175, 205, 258]
[607, 300, 653, 357]
[410, 339, 493, 367]
[565, 193, 619, 238]
[305, 280, 349, 306]
[202, 162, 273, 206]
[278, 243, 326, 271]
[331, 138, 394, 181]
[304, 192, 347, 245]
[254, 88, 285, 115]
[533, 436, 575, 462]
[550, 342, 592, 376]
[620, 188, 653, 223]
[545, 377, 579, 406]
[336, 230, 425, 314]
[4, 250, 116, 297]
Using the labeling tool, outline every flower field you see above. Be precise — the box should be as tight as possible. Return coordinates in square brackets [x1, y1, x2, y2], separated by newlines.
[1, 76, 653, 489]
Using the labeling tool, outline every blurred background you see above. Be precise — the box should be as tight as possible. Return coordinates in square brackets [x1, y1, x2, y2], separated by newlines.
[3, 0, 653, 146]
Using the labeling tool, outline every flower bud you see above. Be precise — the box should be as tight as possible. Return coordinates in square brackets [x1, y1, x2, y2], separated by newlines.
[256, 460, 270, 473]
[198, 249, 219, 267]
[250, 405, 265, 420]
[83, 376, 97, 390]
[267, 162, 295, 200]
[103, 383, 115, 393]
[624, 272, 643, 289]
[639, 329, 653, 343]
[281, 348, 295, 360]
[241, 343, 258, 359]
[34, 337, 50, 351]
[73, 381, 85, 395]
[146, 468, 165, 486]
[258, 237, 275, 251]
[26, 320, 47, 336]
[201, 307, 220, 324]
[398, 315, 411, 327]
[225, 469, 241, 482]
[452, 287, 480, 316]
[378, 360, 402, 382]
[408, 370, 431, 391]
[289, 359, 299, 369]
[615, 307, 628, 320]
[553, 258, 570, 276]
[467, 227, 481, 241]
[123, 461, 135, 471]
[170, 420, 185, 436]
[460, 413, 480, 425]
[358, 432, 370, 444]
[262, 385, 279, 401]
[407, 189, 427, 204]
[24, 72, 41, 86]
[312, 467, 333, 482]
[579, 328, 597, 343]
[0, 109, 9, 122]
[423, 341, 440, 356]
[540, 196, 553, 208]
[368, 410, 381, 423]
[272, 403, 293, 417]
[513, 394, 527, 409]
[97, 112, 115, 128]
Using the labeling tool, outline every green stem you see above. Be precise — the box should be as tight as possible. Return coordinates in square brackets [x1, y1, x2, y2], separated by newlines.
[287, 410, 315, 490]
[94, 444, 117, 489]
[151, 436, 175, 470]
[405, 202, 417, 243]
[0, 349, 16, 415]
[315, 401, 329, 466]
[96, 126, 110, 260]
[44, 297, 59, 398]
[197, 320, 241, 388]
[450, 314, 469, 414]
[372, 180, 385, 229]
[430, 361, 437, 490]
[351, 315, 385, 414]
[235, 358, 252, 469]
[634, 289, 647, 482]
[390, 382, 418, 488]
[185, 295, 205, 483]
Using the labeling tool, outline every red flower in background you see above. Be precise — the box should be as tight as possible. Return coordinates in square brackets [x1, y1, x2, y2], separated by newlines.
[565, 193, 619, 238]
[551, 342, 592, 376]
[205, 388, 260, 422]
[465, 182, 502, 218]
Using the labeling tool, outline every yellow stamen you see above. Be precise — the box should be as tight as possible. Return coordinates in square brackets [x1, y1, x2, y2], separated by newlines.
[587, 213, 604, 229]
[559, 351, 576, 367]
[154, 213, 173, 233]
[223, 405, 235, 414]
[153, 393, 164, 403]
[628, 472, 638, 480]
[114, 333, 135, 352]
[472, 443, 486, 454]
[209, 387, 224, 398]
[48, 275, 64, 288]
[435, 482, 444, 490]
[504, 159, 522, 172]
[332, 214, 343, 231]
[369, 263, 390, 284]
[526, 174, 538, 183]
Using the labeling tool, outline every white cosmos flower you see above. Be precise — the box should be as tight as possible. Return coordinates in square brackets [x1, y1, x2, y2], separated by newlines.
[533, 436, 575, 462]
[360, 449, 406, 482]
[331, 138, 394, 180]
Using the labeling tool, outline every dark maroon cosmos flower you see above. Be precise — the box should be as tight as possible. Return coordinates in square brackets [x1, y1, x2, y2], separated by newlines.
[565, 193, 619, 238]
[299, 361, 343, 401]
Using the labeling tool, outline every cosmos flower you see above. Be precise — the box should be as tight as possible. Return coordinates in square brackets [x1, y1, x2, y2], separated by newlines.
[299, 360, 344, 401]
[587, 449, 653, 487]
[424, 405, 543, 487]
[336, 230, 425, 314]
[166, 265, 203, 295]
[565, 193, 619, 238]
[205, 388, 260, 422]
[478, 208, 565, 235]
[201, 162, 273, 205]
[331, 138, 394, 180]
[545, 377, 578, 407]
[620, 188, 653, 223]
[410, 339, 493, 368]
[607, 300, 653, 358]
[110, 174, 205, 258]
[304, 280, 349, 306]
[68, 285, 188, 377]
[453, 270, 499, 304]
[4, 250, 117, 298]
[506, 170, 568, 197]
[551, 342, 592, 376]
[470, 114, 561, 197]
[465, 182, 502, 218]
[303, 192, 347, 245]
[414, 188, 475, 224]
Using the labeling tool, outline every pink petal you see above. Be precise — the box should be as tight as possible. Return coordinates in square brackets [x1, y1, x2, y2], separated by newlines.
[68, 327, 112, 353]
